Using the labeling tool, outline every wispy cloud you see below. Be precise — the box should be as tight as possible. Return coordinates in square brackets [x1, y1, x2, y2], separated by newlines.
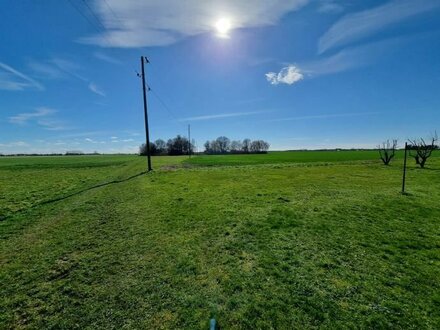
[317, 0, 344, 14]
[8, 107, 70, 131]
[88, 82, 106, 97]
[78, 0, 309, 47]
[28, 58, 87, 81]
[303, 37, 402, 76]
[27, 60, 64, 80]
[0, 141, 29, 148]
[9, 107, 56, 125]
[84, 137, 106, 144]
[267, 37, 408, 86]
[266, 65, 304, 85]
[179, 111, 265, 122]
[318, 0, 440, 54]
[268, 112, 380, 122]
[36, 119, 69, 131]
[93, 52, 122, 64]
[0, 62, 44, 91]
[50, 58, 88, 81]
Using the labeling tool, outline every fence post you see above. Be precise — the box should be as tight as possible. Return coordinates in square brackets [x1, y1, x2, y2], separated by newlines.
[402, 142, 408, 194]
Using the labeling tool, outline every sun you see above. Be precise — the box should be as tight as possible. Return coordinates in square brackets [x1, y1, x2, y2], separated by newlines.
[215, 18, 231, 38]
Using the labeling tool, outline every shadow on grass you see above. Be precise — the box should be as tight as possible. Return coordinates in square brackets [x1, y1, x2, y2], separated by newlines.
[1, 171, 146, 221]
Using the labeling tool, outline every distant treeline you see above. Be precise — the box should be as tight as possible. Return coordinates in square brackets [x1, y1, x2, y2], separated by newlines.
[0, 152, 102, 156]
[204, 137, 269, 154]
[140, 135, 194, 156]
[139, 135, 270, 156]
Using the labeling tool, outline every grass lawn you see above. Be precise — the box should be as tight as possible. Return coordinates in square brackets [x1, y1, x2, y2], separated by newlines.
[1, 152, 439, 328]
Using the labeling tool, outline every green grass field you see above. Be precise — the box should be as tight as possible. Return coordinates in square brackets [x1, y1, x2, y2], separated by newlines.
[1, 151, 439, 328]
[186, 150, 391, 166]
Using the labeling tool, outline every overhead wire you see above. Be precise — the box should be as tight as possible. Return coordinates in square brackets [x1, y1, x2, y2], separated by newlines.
[66, 0, 187, 131]
[81, 0, 108, 31]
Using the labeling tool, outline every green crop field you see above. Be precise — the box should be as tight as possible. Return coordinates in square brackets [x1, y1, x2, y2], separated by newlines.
[1, 151, 439, 329]
[186, 150, 404, 167]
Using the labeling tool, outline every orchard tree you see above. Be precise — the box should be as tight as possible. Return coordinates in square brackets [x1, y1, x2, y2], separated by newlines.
[408, 132, 438, 168]
[378, 139, 397, 165]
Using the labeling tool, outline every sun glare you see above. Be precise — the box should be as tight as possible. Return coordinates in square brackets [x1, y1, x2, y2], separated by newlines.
[215, 18, 231, 38]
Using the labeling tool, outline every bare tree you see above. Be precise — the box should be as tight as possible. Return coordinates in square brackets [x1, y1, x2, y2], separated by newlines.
[408, 132, 438, 168]
[230, 140, 243, 153]
[250, 140, 270, 153]
[378, 139, 397, 165]
[154, 139, 166, 154]
[215, 136, 230, 153]
[242, 138, 251, 153]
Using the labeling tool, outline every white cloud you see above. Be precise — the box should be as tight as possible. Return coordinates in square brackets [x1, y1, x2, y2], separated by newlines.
[302, 38, 402, 76]
[269, 37, 409, 84]
[0, 62, 44, 91]
[27, 60, 64, 80]
[317, 0, 344, 14]
[88, 82, 106, 96]
[9, 107, 56, 125]
[179, 111, 265, 122]
[8, 107, 70, 131]
[93, 52, 122, 64]
[36, 119, 69, 131]
[84, 137, 107, 144]
[268, 112, 380, 122]
[266, 65, 304, 85]
[318, 0, 440, 54]
[0, 141, 29, 148]
[79, 0, 309, 47]
[50, 58, 88, 81]
[28, 57, 89, 82]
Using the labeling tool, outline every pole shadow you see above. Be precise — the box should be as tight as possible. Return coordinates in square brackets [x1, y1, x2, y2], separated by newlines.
[1, 171, 147, 221]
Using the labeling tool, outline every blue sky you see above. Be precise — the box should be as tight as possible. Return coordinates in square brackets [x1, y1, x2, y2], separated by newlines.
[1, 0, 440, 153]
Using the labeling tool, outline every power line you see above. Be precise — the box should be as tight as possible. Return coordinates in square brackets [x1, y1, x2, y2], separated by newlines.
[102, 0, 120, 22]
[66, 0, 103, 36]
[81, 0, 107, 32]
[67, 1, 186, 133]
[66, 0, 113, 47]
[148, 87, 181, 123]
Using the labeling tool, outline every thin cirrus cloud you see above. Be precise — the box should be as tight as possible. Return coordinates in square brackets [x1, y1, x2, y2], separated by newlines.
[266, 65, 304, 85]
[303, 37, 405, 76]
[179, 111, 266, 122]
[93, 52, 122, 64]
[78, 0, 309, 47]
[28, 58, 106, 97]
[318, 0, 440, 54]
[88, 82, 106, 97]
[266, 36, 409, 85]
[9, 107, 56, 125]
[8, 107, 69, 131]
[28, 58, 88, 82]
[317, 0, 344, 14]
[0, 62, 44, 91]
[268, 112, 380, 123]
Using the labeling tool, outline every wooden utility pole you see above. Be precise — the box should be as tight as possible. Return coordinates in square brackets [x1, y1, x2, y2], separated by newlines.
[140, 56, 152, 171]
[402, 142, 408, 194]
